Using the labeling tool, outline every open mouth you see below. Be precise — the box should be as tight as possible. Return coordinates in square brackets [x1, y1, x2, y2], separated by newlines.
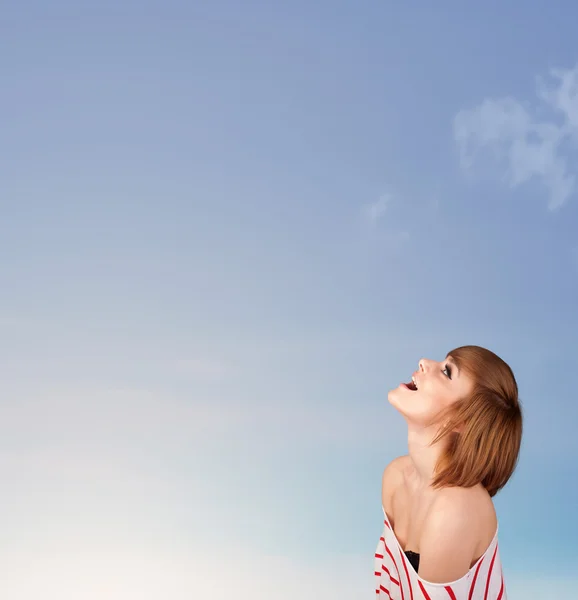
[403, 381, 417, 391]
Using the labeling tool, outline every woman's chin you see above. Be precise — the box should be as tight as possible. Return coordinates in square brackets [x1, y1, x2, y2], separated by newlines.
[388, 386, 419, 421]
[387, 386, 403, 407]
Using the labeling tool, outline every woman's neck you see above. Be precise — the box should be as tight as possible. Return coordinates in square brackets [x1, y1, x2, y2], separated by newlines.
[406, 425, 447, 490]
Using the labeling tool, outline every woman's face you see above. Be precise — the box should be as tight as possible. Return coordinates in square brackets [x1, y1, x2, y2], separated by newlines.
[388, 355, 474, 427]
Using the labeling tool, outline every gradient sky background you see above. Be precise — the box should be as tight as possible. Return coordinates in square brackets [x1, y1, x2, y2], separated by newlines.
[1, 2, 578, 599]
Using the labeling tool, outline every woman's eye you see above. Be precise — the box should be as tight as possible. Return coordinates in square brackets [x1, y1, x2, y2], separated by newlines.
[443, 365, 452, 379]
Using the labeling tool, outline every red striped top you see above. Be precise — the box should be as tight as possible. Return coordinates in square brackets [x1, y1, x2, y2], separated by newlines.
[375, 507, 507, 599]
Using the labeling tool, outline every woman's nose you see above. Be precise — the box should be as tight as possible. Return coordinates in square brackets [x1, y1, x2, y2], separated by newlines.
[419, 359, 428, 372]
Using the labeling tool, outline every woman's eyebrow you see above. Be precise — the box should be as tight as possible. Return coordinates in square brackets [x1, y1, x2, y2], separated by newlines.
[447, 356, 460, 377]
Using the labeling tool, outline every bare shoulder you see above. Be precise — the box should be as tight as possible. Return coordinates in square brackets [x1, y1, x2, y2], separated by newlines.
[382, 455, 410, 487]
[435, 485, 496, 527]
[429, 485, 496, 536]
[381, 455, 410, 507]
[419, 486, 497, 583]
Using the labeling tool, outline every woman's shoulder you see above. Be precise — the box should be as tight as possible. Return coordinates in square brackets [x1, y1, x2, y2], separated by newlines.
[433, 484, 496, 522]
[381, 458, 497, 551]
[429, 485, 498, 556]
[382, 455, 410, 485]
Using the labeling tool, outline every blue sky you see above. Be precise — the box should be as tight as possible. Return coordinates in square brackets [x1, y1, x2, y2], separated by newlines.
[1, 1, 577, 598]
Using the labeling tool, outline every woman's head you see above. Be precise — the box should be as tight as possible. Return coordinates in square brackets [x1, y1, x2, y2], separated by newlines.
[388, 345, 522, 497]
[388, 353, 475, 426]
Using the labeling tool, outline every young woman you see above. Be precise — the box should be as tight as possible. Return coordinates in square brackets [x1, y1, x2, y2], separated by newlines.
[374, 346, 522, 599]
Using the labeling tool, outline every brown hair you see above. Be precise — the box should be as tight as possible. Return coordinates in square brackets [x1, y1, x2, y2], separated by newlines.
[429, 345, 523, 497]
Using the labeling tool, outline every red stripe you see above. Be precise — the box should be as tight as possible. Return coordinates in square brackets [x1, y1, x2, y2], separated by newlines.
[496, 573, 505, 600]
[382, 564, 400, 586]
[380, 584, 393, 599]
[483, 546, 498, 600]
[384, 542, 405, 600]
[468, 557, 484, 600]
[417, 580, 432, 600]
[384, 519, 391, 529]
[375, 553, 384, 559]
[375, 571, 382, 577]
[398, 547, 414, 600]
[445, 586, 457, 600]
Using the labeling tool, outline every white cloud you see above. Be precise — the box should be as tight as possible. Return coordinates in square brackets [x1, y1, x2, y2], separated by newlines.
[538, 66, 578, 129]
[363, 194, 390, 224]
[359, 194, 410, 253]
[454, 63, 578, 210]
